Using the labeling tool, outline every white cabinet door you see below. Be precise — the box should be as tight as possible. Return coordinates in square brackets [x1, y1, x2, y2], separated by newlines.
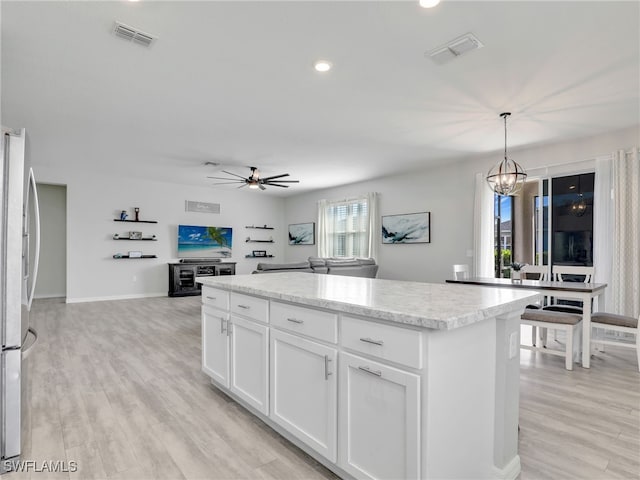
[270, 329, 337, 462]
[339, 352, 420, 480]
[230, 315, 269, 415]
[202, 306, 229, 387]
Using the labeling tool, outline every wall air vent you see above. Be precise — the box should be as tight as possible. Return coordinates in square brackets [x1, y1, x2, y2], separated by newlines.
[426, 33, 484, 65]
[185, 201, 221, 214]
[113, 21, 157, 47]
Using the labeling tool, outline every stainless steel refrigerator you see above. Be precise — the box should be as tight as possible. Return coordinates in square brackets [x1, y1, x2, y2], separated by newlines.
[1, 127, 40, 472]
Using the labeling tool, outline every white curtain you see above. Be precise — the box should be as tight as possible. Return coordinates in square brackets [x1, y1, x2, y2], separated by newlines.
[473, 172, 495, 277]
[317, 192, 378, 259]
[611, 148, 640, 317]
[593, 156, 614, 312]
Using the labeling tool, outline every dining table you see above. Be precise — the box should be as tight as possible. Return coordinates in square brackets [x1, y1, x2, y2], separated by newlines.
[445, 277, 607, 368]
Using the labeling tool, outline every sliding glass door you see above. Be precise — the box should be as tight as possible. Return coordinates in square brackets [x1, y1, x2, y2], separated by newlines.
[495, 172, 594, 278]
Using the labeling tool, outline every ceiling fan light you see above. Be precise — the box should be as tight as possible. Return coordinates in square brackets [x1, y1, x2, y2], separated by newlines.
[248, 181, 259, 189]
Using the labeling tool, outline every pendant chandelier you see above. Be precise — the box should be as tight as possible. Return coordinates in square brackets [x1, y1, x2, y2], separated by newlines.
[486, 112, 527, 196]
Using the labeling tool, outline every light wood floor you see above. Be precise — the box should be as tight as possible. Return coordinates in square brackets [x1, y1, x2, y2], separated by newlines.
[7, 296, 639, 480]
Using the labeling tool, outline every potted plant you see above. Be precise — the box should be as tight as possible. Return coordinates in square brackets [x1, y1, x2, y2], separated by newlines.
[510, 262, 526, 282]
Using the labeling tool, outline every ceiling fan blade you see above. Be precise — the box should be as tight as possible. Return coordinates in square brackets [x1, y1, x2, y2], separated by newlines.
[261, 173, 290, 181]
[266, 183, 289, 188]
[221, 170, 249, 180]
[207, 176, 244, 181]
[210, 181, 247, 185]
[259, 184, 266, 191]
[264, 180, 299, 183]
[237, 184, 248, 189]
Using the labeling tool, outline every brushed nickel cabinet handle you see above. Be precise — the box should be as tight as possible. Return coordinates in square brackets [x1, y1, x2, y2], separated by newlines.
[220, 318, 226, 334]
[237, 304, 250, 309]
[358, 366, 382, 377]
[206, 296, 217, 301]
[226, 320, 231, 336]
[360, 337, 384, 346]
[287, 318, 304, 324]
[324, 355, 333, 380]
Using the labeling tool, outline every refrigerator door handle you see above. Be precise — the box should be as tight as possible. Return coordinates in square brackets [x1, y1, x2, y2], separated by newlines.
[27, 168, 40, 310]
[21, 327, 38, 360]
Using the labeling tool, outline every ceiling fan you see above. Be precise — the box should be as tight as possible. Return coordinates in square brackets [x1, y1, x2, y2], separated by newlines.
[208, 166, 300, 190]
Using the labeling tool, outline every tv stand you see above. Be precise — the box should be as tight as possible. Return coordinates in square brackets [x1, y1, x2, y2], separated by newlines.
[168, 261, 236, 297]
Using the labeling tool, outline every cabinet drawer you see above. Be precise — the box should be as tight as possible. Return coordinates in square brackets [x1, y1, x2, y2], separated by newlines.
[202, 286, 229, 311]
[341, 315, 423, 369]
[271, 302, 338, 344]
[230, 292, 269, 323]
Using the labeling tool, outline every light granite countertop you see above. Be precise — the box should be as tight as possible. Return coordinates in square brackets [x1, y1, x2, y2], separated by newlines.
[198, 272, 541, 330]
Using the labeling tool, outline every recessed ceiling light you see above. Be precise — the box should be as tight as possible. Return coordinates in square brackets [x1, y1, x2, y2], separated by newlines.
[419, 0, 441, 8]
[314, 60, 332, 73]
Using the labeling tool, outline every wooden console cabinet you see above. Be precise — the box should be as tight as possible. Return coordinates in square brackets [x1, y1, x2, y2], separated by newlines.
[168, 262, 236, 297]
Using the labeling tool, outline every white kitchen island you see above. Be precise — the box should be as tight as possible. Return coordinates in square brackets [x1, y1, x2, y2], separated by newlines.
[197, 273, 540, 480]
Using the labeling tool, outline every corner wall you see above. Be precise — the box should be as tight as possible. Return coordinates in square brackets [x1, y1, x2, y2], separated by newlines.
[284, 126, 638, 283]
[34, 166, 286, 302]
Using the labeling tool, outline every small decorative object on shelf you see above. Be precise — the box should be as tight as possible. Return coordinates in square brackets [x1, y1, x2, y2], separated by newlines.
[129, 251, 143, 258]
[113, 233, 120, 239]
[253, 250, 267, 257]
[129, 231, 143, 240]
[134, 207, 140, 222]
[120, 210, 128, 221]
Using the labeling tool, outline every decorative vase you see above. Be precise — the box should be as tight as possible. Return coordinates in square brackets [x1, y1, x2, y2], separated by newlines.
[511, 270, 522, 282]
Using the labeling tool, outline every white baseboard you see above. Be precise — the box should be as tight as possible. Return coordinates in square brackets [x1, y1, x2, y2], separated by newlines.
[65, 292, 167, 304]
[34, 294, 66, 299]
[494, 455, 521, 480]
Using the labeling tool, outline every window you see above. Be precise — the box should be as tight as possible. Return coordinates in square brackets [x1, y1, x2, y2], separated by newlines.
[494, 194, 514, 277]
[317, 193, 377, 258]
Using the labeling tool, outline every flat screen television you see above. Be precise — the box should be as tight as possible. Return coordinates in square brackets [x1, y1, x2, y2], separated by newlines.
[177, 225, 233, 258]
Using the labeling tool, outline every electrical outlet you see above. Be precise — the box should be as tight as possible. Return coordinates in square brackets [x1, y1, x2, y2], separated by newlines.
[508, 331, 518, 359]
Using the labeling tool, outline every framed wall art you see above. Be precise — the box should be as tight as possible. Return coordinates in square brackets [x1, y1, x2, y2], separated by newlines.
[288, 222, 315, 245]
[381, 212, 430, 244]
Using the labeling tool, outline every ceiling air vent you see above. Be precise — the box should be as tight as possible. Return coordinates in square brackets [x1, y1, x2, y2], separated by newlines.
[426, 33, 483, 65]
[113, 21, 156, 48]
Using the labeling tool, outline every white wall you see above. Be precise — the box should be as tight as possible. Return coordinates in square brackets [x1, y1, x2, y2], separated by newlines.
[34, 183, 67, 299]
[33, 166, 286, 302]
[284, 126, 639, 283]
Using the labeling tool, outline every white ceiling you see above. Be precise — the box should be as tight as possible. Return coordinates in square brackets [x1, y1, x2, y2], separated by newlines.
[2, 1, 639, 195]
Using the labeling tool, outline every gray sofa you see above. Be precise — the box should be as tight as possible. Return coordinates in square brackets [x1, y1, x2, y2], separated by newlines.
[253, 257, 378, 278]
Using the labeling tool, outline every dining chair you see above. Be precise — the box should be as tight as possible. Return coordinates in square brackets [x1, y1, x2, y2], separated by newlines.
[452, 264, 469, 280]
[590, 312, 639, 371]
[542, 266, 595, 343]
[520, 309, 583, 370]
[520, 265, 550, 345]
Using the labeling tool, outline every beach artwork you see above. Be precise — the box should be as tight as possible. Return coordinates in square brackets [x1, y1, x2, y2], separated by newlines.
[288, 222, 315, 245]
[178, 225, 233, 258]
[381, 212, 430, 244]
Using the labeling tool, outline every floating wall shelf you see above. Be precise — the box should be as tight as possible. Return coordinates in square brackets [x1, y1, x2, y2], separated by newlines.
[245, 225, 274, 230]
[113, 254, 158, 259]
[114, 219, 158, 224]
[245, 254, 275, 258]
[246, 240, 274, 243]
[113, 238, 157, 241]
